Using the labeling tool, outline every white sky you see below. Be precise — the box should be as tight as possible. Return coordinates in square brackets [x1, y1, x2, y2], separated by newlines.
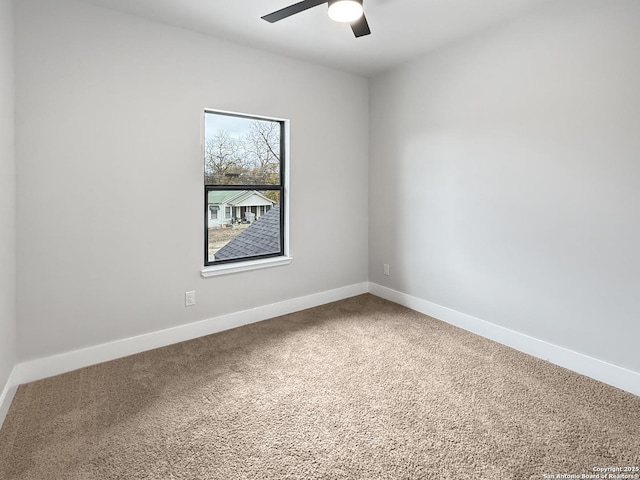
[205, 111, 274, 140]
[205, 113, 249, 139]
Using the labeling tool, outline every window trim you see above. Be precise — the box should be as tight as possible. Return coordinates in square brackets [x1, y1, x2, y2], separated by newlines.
[201, 255, 293, 278]
[202, 109, 290, 276]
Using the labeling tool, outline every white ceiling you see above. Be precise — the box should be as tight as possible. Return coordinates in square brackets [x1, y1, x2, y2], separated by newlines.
[80, 0, 548, 77]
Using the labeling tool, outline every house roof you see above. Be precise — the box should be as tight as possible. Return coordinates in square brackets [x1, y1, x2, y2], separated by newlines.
[207, 190, 241, 205]
[214, 205, 281, 261]
[207, 190, 275, 206]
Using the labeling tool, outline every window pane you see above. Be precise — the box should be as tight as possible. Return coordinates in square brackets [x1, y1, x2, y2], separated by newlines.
[204, 112, 281, 186]
[207, 190, 282, 263]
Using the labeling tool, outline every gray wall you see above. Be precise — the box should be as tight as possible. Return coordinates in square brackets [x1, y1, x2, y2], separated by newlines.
[0, 0, 16, 391]
[369, 0, 640, 372]
[15, 0, 369, 361]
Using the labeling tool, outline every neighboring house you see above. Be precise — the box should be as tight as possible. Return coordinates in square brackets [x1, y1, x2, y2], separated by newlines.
[207, 190, 275, 228]
[215, 205, 281, 261]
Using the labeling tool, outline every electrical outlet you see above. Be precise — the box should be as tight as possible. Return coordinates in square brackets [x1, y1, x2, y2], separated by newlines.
[185, 291, 196, 307]
[384, 264, 390, 276]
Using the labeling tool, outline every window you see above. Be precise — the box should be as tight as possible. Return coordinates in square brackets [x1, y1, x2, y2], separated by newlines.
[204, 110, 287, 268]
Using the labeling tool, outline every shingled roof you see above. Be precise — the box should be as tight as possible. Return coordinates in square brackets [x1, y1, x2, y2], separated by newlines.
[214, 205, 281, 261]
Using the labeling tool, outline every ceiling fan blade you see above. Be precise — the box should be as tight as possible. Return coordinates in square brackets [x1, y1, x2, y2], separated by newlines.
[262, 0, 328, 23]
[350, 12, 371, 37]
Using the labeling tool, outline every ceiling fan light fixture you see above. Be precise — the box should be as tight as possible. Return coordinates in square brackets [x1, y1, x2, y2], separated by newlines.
[327, 0, 364, 23]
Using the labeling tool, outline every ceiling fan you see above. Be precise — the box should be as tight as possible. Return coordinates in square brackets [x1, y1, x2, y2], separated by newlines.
[262, 0, 371, 38]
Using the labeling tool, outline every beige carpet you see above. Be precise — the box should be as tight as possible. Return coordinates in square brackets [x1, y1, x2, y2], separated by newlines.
[1, 294, 638, 479]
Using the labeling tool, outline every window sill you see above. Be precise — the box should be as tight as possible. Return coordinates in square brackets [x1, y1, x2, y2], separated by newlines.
[200, 256, 293, 278]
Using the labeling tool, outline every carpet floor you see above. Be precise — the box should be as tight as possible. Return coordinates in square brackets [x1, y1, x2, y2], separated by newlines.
[1, 294, 639, 479]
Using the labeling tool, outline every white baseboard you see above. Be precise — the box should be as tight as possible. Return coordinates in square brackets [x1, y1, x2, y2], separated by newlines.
[3, 279, 637, 432]
[369, 283, 640, 397]
[0, 366, 18, 429]
[12, 282, 369, 387]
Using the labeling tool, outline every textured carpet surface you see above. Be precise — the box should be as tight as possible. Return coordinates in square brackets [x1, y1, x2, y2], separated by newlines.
[1, 294, 639, 479]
